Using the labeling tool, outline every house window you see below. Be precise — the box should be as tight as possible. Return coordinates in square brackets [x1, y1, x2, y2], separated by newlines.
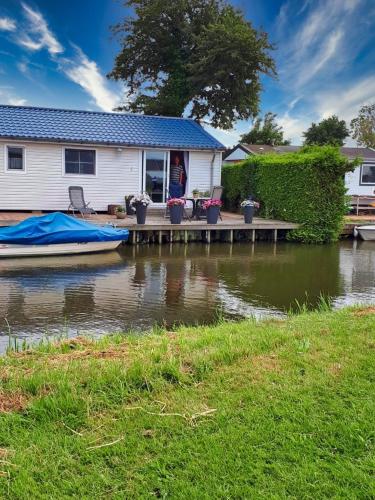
[360, 164, 375, 185]
[7, 146, 25, 171]
[65, 149, 96, 175]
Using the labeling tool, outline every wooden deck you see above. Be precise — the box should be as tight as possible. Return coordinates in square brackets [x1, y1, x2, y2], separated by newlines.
[0, 211, 365, 242]
[0, 211, 298, 244]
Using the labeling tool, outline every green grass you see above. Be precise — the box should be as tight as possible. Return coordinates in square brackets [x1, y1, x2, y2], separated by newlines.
[0, 308, 374, 498]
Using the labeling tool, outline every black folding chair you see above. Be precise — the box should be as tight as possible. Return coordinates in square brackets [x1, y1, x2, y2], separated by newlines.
[68, 186, 97, 218]
[196, 186, 223, 220]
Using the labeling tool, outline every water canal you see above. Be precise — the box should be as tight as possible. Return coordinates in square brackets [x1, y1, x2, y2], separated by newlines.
[0, 240, 374, 351]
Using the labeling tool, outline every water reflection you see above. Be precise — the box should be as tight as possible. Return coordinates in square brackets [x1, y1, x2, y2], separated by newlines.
[0, 241, 374, 351]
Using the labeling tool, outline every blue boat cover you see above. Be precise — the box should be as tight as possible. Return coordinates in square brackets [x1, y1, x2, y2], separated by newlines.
[0, 212, 129, 245]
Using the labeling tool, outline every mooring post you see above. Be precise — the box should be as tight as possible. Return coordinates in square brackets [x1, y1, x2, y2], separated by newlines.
[184, 230, 188, 244]
[159, 230, 162, 245]
[230, 229, 234, 244]
[273, 229, 278, 242]
[252, 229, 256, 243]
[206, 230, 211, 244]
[132, 230, 136, 245]
[170, 230, 173, 243]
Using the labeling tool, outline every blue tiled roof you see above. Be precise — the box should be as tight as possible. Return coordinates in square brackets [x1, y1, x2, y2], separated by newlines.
[0, 105, 225, 151]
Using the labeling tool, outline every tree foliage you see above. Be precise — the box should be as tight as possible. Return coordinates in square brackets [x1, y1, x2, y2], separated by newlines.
[350, 104, 375, 148]
[303, 115, 349, 146]
[222, 146, 357, 243]
[108, 0, 276, 128]
[240, 112, 290, 145]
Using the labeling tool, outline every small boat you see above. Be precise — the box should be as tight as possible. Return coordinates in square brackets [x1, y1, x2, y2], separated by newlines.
[354, 225, 375, 241]
[0, 212, 129, 258]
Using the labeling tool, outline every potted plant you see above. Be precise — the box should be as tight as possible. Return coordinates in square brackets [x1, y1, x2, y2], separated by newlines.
[130, 193, 151, 224]
[115, 206, 126, 219]
[167, 198, 185, 224]
[192, 188, 200, 199]
[241, 199, 260, 224]
[203, 199, 222, 224]
[125, 195, 135, 215]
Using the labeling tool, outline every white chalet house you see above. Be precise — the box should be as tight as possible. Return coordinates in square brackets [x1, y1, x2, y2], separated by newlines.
[224, 143, 375, 197]
[0, 105, 225, 211]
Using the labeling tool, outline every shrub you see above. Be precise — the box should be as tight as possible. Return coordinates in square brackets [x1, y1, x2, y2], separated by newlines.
[222, 146, 358, 243]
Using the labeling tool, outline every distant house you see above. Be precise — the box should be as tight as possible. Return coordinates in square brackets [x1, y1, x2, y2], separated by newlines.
[223, 143, 275, 163]
[223, 143, 375, 196]
[0, 105, 224, 211]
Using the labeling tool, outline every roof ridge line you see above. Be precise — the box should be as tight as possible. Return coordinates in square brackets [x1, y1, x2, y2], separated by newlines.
[0, 104, 198, 122]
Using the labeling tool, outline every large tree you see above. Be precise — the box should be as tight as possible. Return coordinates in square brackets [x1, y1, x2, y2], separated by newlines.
[240, 112, 290, 145]
[303, 115, 349, 146]
[108, 0, 276, 128]
[350, 104, 375, 148]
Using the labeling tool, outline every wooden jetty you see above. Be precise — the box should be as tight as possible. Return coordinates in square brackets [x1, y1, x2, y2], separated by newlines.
[119, 218, 298, 245]
[0, 211, 298, 245]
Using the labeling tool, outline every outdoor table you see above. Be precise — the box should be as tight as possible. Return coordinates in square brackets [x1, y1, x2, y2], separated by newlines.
[185, 197, 210, 220]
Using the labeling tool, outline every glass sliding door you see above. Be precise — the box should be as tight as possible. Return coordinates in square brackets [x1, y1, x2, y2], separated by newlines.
[143, 150, 168, 203]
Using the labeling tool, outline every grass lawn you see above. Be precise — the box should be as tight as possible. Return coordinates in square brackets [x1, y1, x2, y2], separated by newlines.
[0, 308, 374, 498]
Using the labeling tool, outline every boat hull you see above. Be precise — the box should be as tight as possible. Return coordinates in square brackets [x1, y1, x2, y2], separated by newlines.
[356, 225, 375, 241]
[0, 240, 122, 258]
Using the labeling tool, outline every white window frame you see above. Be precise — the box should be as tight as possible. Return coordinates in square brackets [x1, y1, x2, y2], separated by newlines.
[4, 144, 26, 174]
[142, 149, 170, 204]
[360, 163, 375, 186]
[62, 146, 98, 177]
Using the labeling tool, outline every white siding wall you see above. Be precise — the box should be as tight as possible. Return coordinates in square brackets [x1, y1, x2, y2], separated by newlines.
[345, 164, 375, 196]
[0, 141, 222, 210]
[0, 141, 140, 211]
[188, 151, 222, 194]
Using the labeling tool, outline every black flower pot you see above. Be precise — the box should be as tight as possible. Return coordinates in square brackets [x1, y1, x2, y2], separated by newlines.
[136, 204, 147, 224]
[206, 206, 220, 224]
[243, 205, 254, 224]
[169, 204, 183, 224]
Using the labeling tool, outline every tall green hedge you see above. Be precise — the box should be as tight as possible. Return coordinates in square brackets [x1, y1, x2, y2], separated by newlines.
[222, 146, 357, 243]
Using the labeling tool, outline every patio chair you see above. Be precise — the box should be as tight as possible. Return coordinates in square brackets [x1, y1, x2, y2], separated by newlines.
[68, 186, 97, 218]
[196, 185, 223, 221]
[350, 195, 375, 215]
[164, 183, 192, 220]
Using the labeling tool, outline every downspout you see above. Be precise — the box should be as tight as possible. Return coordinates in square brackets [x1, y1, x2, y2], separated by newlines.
[210, 150, 217, 189]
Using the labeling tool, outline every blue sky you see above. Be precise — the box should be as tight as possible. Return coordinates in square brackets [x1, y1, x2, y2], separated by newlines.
[0, 0, 374, 146]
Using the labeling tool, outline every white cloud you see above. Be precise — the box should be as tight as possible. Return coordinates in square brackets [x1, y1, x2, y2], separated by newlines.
[16, 34, 44, 52]
[280, 0, 365, 89]
[295, 29, 343, 87]
[8, 97, 27, 106]
[277, 112, 311, 145]
[59, 48, 122, 112]
[315, 75, 375, 122]
[203, 124, 241, 148]
[17, 61, 28, 75]
[0, 87, 27, 106]
[0, 17, 16, 31]
[4, 3, 124, 112]
[269, 0, 375, 145]
[17, 3, 63, 55]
